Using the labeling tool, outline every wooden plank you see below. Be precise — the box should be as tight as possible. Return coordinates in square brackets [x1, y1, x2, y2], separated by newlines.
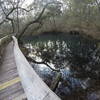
[13, 94, 26, 100]
[0, 66, 17, 75]
[0, 42, 16, 83]
[13, 36, 61, 100]
[0, 82, 24, 100]
[0, 77, 20, 91]
[0, 42, 24, 99]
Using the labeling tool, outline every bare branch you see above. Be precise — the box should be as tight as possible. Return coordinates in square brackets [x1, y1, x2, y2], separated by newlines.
[0, 2, 6, 15]
[0, 1, 61, 36]
[6, 17, 14, 33]
[26, 56, 60, 72]
[0, 1, 16, 33]
[18, 1, 61, 40]
[6, 7, 16, 17]
[18, 7, 34, 12]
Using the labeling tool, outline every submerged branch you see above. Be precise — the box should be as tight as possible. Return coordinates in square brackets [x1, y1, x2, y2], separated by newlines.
[26, 56, 60, 72]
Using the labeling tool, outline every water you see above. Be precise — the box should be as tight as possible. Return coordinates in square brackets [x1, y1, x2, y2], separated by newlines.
[23, 32, 100, 100]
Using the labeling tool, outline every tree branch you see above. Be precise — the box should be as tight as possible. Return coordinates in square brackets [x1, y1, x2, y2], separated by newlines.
[0, 1, 61, 37]
[0, 2, 15, 33]
[18, 7, 34, 12]
[18, 1, 61, 40]
[26, 56, 60, 72]
[6, 17, 15, 33]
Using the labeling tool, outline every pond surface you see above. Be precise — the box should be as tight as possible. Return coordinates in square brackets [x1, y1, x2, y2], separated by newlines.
[22, 31, 100, 100]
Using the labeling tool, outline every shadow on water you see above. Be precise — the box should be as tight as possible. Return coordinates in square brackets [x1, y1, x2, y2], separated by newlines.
[22, 31, 100, 100]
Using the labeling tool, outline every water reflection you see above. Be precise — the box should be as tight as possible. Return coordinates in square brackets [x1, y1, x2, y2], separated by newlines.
[24, 33, 100, 100]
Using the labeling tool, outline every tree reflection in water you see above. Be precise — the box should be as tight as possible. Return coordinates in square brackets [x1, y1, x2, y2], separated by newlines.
[24, 32, 100, 100]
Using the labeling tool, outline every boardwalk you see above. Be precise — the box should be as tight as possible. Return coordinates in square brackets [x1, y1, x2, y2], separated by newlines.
[0, 42, 25, 100]
[0, 37, 61, 100]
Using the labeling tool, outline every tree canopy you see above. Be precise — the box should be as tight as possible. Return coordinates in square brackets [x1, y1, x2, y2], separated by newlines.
[0, 0, 100, 39]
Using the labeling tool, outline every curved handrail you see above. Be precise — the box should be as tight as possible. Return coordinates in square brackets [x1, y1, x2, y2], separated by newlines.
[12, 36, 61, 100]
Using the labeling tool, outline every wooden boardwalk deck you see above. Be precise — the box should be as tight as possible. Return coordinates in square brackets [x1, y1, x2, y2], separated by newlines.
[0, 42, 25, 100]
[0, 37, 61, 100]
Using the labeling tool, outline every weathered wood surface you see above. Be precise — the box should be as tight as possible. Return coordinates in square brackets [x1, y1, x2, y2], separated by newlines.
[0, 42, 25, 100]
[0, 36, 61, 100]
[12, 36, 61, 100]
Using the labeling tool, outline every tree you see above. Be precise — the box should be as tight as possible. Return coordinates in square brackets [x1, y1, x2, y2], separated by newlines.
[0, 0, 62, 39]
[61, 0, 100, 37]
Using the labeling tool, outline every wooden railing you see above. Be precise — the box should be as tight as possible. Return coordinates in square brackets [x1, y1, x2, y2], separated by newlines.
[12, 36, 61, 100]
